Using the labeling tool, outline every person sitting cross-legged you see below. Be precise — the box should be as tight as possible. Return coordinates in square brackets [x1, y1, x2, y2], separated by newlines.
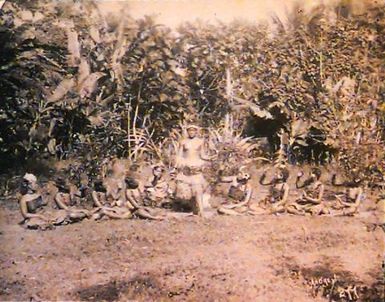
[217, 169, 253, 216]
[284, 168, 329, 216]
[249, 166, 290, 215]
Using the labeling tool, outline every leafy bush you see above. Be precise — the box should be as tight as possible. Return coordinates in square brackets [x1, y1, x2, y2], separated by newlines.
[0, 0, 384, 184]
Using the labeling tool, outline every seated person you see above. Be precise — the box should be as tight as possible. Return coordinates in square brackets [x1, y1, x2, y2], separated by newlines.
[92, 177, 164, 220]
[103, 160, 127, 206]
[126, 178, 165, 220]
[91, 178, 127, 209]
[249, 166, 290, 214]
[127, 178, 192, 221]
[217, 169, 253, 216]
[91, 160, 138, 209]
[92, 158, 127, 208]
[91, 179, 109, 208]
[19, 174, 82, 230]
[285, 168, 328, 215]
[54, 177, 90, 220]
[91, 177, 133, 220]
[330, 173, 363, 216]
[144, 164, 172, 207]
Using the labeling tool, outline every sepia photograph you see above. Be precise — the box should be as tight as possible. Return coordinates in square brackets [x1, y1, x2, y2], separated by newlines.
[0, 0, 384, 301]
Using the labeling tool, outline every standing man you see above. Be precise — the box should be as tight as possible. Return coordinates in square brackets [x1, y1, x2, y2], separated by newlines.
[175, 124, 214, 217]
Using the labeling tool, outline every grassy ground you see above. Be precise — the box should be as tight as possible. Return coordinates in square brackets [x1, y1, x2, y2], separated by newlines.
[0, 204, 383, 301]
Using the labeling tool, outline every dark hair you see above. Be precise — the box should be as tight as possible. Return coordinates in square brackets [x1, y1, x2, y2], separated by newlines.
[311, 168, 322, 180]
[55, 176, 70, 193]
[129, 164, 139, 172]
[55, 176, 66, 186]
[94, 180, 106, 193]
[20, 179, 29, 195]
[125, 177, 139, 189]
[280, 168, 290, 182]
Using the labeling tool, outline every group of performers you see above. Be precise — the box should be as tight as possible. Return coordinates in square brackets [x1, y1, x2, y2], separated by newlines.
[18, 124, 365, 230]
[216, 166, 363, 217]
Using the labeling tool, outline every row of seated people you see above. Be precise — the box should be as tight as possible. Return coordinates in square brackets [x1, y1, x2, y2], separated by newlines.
[217, 166, 363, 216]
[90, 163, 183, 221]
[18, 162, 363, 229]
[18, 162, 189, 230]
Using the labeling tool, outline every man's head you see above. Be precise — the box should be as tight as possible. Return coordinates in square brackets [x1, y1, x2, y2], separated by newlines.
[276, 167, 290, 182]
[152, 164, 165, 177]
[125, 177, 139, 189]
[21, 173, 38, 193]
[23, 173, 38, 190]
[94, 179, 106, 193]
[186, 125, 199, 139]
[54, 176, 69, 192]
[236, 171, 250, 183]
[310, 168, 322, 180]
[351, 168, 363, 185]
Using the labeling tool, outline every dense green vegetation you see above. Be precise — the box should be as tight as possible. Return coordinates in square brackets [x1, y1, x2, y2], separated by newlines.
[0, 1, 384, 184]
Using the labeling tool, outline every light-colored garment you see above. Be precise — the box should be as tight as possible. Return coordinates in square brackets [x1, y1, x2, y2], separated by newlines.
[175, 172, 211, 208]
[23, 210, 68, 230]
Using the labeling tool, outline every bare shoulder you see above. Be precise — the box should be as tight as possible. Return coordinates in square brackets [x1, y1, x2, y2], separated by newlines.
[245, 183, 253, 192]
[179, 138, 188, 146]
[315, 181, 324, 187]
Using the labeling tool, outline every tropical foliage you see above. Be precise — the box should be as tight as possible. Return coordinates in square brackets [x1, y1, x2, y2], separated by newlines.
[0, 0, 384, 184]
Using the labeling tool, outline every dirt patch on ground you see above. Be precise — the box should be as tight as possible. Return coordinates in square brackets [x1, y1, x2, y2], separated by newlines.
[0, 278, 26, 299]
[0, 206, 383, 301]
[77, 275, 165, 301]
